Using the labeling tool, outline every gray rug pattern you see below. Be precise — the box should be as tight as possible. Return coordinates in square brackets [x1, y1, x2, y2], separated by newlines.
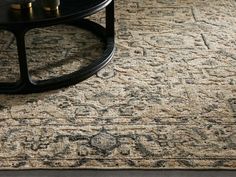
[0, 0, 236, 169]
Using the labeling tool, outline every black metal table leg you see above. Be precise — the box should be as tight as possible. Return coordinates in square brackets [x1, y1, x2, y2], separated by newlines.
[15, 31, 31, 83]
[0, 30, 35, 94]
[106, 0, 115, 37]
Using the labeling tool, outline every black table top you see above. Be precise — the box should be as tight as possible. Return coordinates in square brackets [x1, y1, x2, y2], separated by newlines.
[0, 0, 111, 27]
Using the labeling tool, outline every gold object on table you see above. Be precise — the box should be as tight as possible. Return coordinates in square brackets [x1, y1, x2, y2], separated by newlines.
[10, 2, 32, 10]
[8, 0, 34, 10]
[43, 6, 58, 11]
[41, 0, 60, 11]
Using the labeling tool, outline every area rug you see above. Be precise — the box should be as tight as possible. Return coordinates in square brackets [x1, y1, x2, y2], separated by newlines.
[0, 0, 236, 169]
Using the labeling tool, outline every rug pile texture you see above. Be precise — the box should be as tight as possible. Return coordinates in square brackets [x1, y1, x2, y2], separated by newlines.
[0, 0, 236, 169]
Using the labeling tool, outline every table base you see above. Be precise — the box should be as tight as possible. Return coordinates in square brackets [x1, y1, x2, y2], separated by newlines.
[0, 19, 115, 94]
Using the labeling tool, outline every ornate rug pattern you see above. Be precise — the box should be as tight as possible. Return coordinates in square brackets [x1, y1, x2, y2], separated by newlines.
[0, 0, 236, 169]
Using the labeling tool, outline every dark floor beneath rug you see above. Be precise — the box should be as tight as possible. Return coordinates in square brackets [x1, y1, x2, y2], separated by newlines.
[0, 170, 236, 177]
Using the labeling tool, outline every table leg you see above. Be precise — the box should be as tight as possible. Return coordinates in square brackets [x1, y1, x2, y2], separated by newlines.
[0, 30, 35, 94]
[106, 0, 115, 37]
[14, 31, 32, 85]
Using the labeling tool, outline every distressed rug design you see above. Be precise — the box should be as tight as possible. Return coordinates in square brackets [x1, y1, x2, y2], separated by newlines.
[0, 0, 236, 169]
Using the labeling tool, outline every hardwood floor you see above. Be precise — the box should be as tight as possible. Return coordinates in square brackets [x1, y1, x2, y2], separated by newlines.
[0, 170, 235, 177]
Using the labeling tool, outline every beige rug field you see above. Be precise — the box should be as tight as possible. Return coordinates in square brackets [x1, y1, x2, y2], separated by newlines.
[0, 0, 236, 169]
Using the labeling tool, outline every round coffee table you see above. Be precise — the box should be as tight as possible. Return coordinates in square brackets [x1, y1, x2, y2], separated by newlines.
[0, 0, 115, 94]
